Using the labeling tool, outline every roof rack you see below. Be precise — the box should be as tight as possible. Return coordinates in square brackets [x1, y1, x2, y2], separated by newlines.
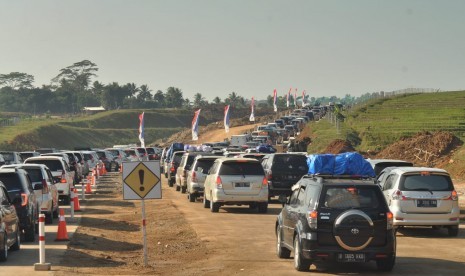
[303, 174, 374, 180]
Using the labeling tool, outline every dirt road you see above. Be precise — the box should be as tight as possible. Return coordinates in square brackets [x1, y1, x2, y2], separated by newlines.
[196, 124, 259, 144]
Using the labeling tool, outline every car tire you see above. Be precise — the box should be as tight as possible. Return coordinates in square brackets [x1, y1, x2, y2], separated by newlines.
[293, 236, 311, 271]
[168, 179, 173, 187]
[276, 225, 291, 259]
[203, 194, 210, 208]
[181, 186, 186, 193]
[249, 203, 257, 209]
[175, 185, 180, 191]
[376, 254, 396, 272]
[0, 233, 7, 262]
[24, 222, 35, 242]
[189, 194, 196, 202]
[258, 202, 268, 213]
[10, 225, 20, 251]
[53, 204, 59, 219]
[448, 225, 459, 237]
[210, 201, 220, 213]
[45, 211, 53, 225]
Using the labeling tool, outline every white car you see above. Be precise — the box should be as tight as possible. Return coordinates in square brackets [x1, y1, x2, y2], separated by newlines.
[3, 164, 59, 224]
[24, 156, 74, 205]
[203, 157, 269, 213]
[377, 167, 460, 236]
[82, 151, 99, 172]
[186, 155, 220, 202]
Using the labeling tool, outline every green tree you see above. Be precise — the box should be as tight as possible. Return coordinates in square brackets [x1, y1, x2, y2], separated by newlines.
[0, 72, 35, 89]
[52, 60, 98, 90]
[212, 96, 221, 104]
[193, 93, 207, 108]
[154, 90, 165, 107]
[165, 87, 184, 108]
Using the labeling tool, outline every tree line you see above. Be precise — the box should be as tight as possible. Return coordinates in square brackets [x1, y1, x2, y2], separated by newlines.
[0, 59, 371, 114]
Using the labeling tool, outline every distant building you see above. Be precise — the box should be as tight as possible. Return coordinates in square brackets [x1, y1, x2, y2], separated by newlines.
[83, 106, 106, 115]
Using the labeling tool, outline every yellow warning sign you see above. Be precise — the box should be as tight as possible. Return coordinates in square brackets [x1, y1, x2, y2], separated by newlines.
[124, 162, 160, 198]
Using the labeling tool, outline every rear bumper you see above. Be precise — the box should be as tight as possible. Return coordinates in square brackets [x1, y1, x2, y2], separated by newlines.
[213, 189, 268, 203]
[391, 208, 460, 226]
[300, 232, 396, 262]
[269, 181, 294, 197]
[188, 182, 204, 194]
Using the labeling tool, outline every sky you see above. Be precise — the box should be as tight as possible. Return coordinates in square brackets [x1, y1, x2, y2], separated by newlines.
[1, 0, 465, 101]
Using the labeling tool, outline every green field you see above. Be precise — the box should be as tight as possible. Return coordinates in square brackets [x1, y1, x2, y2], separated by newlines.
[307, 91, 465, 153]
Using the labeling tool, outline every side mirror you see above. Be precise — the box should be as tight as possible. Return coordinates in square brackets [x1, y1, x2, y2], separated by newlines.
[33, 184, 44, 190]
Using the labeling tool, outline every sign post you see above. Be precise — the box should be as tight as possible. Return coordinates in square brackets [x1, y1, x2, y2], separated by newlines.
[122, 161, 161, 267]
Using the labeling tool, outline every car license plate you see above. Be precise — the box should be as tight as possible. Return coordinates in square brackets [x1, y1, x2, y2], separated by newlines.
[417, 199, 437, 207]
[235, 182, 250, 188]
[337, 253, 366, 262]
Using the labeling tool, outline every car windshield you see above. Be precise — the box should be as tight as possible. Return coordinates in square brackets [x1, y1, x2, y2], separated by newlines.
[0, 173, 23, 190]
[323, 187, 379, 209]
[145, 148, 155, 154]
[25, 160, 63, 171]
[401, 174, 453, 191]
[194, 159, 216, 174]
[219, 161, 264, 175]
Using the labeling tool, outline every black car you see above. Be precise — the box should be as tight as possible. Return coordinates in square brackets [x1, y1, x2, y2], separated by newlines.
[261, 153, 308, 198]
[276, 175, 396, 272]
[0, 168, 38, 242]
[0, 181, 21, 261]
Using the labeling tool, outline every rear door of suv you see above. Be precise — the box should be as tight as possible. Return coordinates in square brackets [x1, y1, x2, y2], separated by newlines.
[219, 160, 265, 196]
[317, 184, 389, 249]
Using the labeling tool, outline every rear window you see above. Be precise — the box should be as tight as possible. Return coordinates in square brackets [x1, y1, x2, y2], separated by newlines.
[0, 173, 23, 190]
[219, 161, 264, 175]
[107, 150, 120, 156]
[137, 148, 145, 153]
[25, 160, 63, 171]
[400, 174, 453, 191]
[125, 150, 136, 155]
[145, 148, 155, 154]
[23, 168, 42, 182]
[173, 154, 183, 163]
[272, 155, 308, 172]
[83, 153, 93, 161]
[185, 156, 197, 170]
[1, 153, 14, 161]
[323, 187, 380, 209]
[194, 159, 216, 174]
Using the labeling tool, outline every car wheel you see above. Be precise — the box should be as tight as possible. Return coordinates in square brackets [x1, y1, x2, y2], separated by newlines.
[181, 186, 186, 193]
[249, 203, 257, 209]
[210, 200, 220, 213]
[53, 203, 59, 219]
[175, 185, 180, 191]
[276, 225, 291, 259]
[258, 202, 268, 213]
[24, 222, 35, 242]
[10, 225, 20, 251]
[189, 194, 196, 202]
[0, 233, 7, 262]
[294, 235, 311, 271]
[45, 211, 53, 225]
[203, 194, 210, 208]
[376, 253, 396, 272]
[448, 225, 459, 237]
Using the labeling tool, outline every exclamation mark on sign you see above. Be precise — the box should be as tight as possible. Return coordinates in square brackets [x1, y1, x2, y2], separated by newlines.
[139, 169, 145, 192]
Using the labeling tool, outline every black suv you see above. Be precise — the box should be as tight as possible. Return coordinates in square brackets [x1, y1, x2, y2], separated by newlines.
[261, 153, 308, 198]
[0, 168, 38, 242]
[276, 175, 396, 272]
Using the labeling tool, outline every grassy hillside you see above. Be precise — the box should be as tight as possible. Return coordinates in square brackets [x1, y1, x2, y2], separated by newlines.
[0, 106, 275, 151]
[307, 91, 465, 153]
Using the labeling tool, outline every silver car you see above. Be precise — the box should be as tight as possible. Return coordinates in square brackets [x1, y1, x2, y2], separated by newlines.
[377, 167, 459, 236]
[203, 157, 268, 213]
[186, 155, 220, 202]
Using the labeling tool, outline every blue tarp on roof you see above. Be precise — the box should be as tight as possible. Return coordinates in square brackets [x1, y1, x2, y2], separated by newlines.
[307, 152, 375, 177]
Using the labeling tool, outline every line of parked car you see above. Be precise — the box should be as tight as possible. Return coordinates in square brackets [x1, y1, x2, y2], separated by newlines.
[0, 145, 162, 262]
[160, 140, 460, 272]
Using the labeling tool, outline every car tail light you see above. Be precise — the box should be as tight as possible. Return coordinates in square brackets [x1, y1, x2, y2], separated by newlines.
[391, 189, 408, 200]
[61, 171, 67, 183]
[191, 171, 197, 182]
[21, 193, 28, 207]
[386, 211, 394, 230]
[266, 173, 272, 180]
[170, 166, 175, 172]
[307, 210, 318, 230]
[216, 176, 223, 188]
[262, 177, 268, 186]
[445, 190, 458, 201]
[42, 179, 49, 194]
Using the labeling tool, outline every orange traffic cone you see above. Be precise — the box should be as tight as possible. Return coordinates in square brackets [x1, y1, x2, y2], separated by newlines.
[73, 188, 81, 212]
[55, 208, 69, 241]
[119, 163, 123, 173]
[85, 180, 92, 194]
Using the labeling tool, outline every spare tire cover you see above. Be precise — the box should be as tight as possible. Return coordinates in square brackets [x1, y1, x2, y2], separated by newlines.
[333, 209, 374, 251]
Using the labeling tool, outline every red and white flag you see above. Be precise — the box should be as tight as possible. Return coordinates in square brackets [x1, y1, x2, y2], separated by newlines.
[286, 88, 291, 108]
[273, 89, 277, 112]
[224, 105, 230, 133]
[294, 88, 297, 107]
[192, 109, 201, 141]
[302, 90, 306, 107]
[249, 97, 255, 121]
